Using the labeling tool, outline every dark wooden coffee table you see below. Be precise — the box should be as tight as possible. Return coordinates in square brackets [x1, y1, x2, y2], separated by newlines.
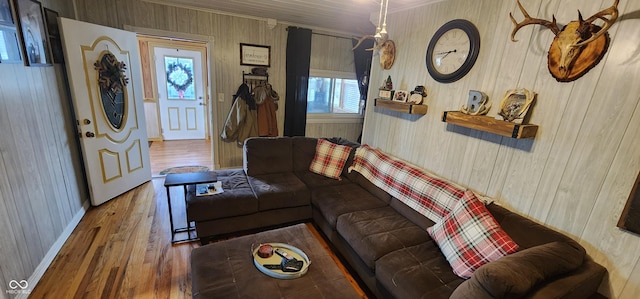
[164, 171, 217, 243]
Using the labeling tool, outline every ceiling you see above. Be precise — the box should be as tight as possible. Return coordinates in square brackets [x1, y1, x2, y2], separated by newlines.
[144, 0, 444, 35]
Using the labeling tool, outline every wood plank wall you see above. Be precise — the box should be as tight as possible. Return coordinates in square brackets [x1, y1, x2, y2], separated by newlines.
[0, 0, 85, 294]
[73, 0, 362, 169]
[362, 0, 640, 297]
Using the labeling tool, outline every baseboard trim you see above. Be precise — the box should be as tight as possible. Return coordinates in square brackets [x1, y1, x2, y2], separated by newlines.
[17, 200, 90, 298]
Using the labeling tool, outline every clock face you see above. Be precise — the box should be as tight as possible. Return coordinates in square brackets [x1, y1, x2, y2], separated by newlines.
[431, 28, 470, 75]
[426, 19, 480, 83]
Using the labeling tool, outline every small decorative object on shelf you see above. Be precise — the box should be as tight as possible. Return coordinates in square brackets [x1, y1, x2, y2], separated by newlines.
[378, 75, 394, 100]
[461, 90, 491, 116]
[393, 90, 408, 102]
[497, 88, 535, 124]
[408, 86, 427, 104]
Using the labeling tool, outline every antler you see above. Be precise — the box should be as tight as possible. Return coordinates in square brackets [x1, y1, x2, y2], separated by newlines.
[574, 0, 619, 47]
[352, 35, 376, 50]
[510, 0, 560, 42]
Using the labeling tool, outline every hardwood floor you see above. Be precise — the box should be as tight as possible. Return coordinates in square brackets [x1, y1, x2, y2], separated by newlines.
[149, 139, 213, 177]
[30, 140, 367, 298]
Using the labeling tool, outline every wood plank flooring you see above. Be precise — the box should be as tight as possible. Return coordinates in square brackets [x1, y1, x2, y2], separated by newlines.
[149, 139, 213, 177]
[29, 140, 367, 298]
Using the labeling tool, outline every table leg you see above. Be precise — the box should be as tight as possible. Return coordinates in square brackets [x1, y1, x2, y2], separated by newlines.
[166, 186, 176, 242]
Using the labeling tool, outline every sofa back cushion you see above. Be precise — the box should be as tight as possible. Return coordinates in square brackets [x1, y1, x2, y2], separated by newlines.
[486, 203, 579, 250]
[292, 137, 318, 172]
[244, 137, 293, 175]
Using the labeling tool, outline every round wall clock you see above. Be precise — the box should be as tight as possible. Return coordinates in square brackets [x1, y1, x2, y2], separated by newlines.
[426, 19, 480, 83]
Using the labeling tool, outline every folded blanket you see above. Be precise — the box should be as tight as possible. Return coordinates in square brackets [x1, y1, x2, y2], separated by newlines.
[348, 145, 464, 223]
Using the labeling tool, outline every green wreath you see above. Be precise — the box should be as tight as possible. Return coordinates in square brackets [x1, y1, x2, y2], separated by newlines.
[166, 62, 193, 92]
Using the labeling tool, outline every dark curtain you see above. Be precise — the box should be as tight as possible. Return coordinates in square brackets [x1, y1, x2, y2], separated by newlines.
[283, 27, 312, 137]
[352, 38, 374, 105]
[352, 38, 374, 142]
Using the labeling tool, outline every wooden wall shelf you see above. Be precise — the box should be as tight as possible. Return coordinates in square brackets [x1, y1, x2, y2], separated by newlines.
[374, 98, 428, 115]
[442, 111, 538, 139]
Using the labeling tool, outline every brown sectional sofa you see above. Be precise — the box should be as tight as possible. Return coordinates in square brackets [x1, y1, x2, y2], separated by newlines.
[188, 136, 606, 298]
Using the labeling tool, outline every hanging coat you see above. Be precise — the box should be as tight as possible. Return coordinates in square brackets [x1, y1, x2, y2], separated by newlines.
[221, 84, 258, 146]
[254, 84, 279, 137]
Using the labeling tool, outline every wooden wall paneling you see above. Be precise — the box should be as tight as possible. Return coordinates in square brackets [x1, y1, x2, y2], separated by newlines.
[619, 257, 640, 298]
[30, 68, 67, 233]
[580, 92, 640, 297]
[44, 67, 78, 220]
[133, 1, 156, 28]
[17, 68, 58, 255]
[543, 4, 636, 236]
[0, 65, 40, 273]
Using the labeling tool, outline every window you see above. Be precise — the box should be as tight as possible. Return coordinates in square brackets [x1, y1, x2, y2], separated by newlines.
[307, 70, 361, 115]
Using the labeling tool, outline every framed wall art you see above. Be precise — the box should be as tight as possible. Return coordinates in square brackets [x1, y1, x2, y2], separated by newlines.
[43, 7, 62, 63]
[240, 43, 270, 67]
[15, 0, 50, 66]
[0, 0, 23, 63]
[392, 90, 408, 103]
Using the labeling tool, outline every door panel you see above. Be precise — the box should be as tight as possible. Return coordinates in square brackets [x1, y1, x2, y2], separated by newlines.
[155, 47, 205, 140]
[59, 18, 151, 206]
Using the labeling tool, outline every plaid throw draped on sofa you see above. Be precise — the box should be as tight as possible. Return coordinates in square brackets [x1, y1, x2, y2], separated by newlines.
[348, 145, 465, 223]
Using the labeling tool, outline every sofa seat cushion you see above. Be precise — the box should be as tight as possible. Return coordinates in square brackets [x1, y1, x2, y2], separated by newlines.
[187, 169, 257, 221]
[336, 206, 431, 270]
[311, 183, 388, 228]
[295, 170, 351, 189]
[376, 242, 464, 299]
[248, 173, 310, 211]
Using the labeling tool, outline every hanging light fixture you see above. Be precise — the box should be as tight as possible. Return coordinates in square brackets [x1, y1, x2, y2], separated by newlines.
[373, 0, 389, 40]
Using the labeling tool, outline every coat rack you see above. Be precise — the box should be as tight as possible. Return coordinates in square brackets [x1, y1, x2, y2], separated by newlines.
[243, 71, 269, 91]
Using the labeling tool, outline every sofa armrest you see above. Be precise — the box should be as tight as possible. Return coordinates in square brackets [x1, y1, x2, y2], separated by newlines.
[451, 241, 587, 299]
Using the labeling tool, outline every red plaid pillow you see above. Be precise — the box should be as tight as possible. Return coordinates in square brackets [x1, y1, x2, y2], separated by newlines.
[427, 190, 519, 279]
[309, 139, 352, 180]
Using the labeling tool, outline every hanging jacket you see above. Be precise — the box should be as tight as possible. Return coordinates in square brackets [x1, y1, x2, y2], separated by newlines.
[254, 84, 279, 137]
[221, 84, 258, 146]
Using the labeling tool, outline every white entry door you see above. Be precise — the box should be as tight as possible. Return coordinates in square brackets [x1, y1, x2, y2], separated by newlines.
[59, 18, 151, 206]
[154, 47, 205, 140]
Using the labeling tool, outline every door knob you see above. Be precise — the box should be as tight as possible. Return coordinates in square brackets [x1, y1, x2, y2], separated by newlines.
[85, 132, 95, 138]
[83, 119, 91, 125]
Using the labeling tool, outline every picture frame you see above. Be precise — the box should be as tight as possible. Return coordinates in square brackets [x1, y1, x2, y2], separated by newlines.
[618, 170, 640, 235]
[240, 43, 270, 67]
[43, 7, 62, 63]
[0, 0, 23, 63]
[15, 0, 50, 66]
[392, 90, 408, 103]
[496, 88, 536, 124]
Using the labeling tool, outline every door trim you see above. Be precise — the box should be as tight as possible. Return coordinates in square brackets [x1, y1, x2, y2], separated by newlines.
[126, 25, 220, 170]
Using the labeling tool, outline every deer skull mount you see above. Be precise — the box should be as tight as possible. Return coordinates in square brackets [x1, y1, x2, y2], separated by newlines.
[353, 33, 396, 70]
[510, 0, 619, 82]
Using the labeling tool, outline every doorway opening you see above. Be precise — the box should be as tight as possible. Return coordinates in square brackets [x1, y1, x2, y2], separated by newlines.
[136, 35, 215, 177]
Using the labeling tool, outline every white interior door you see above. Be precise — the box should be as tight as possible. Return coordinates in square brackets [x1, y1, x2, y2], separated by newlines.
[154, 47, 205, 140]
[59, 18, 151, 206]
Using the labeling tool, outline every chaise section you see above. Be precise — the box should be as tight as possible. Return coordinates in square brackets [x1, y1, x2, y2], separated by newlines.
[376, 242, 465, 299]
[187, 169, 257, 222]
[336, 206, 431, 270]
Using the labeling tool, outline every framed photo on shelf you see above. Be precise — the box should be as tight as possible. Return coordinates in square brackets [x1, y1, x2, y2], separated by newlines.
[15, 0, 50, 66]
[0, 0, 23, 63]
[43, 7, 62, 63]
[392, 90, 408, 103]
[497, 88, 536, 124]
[240, 43, 270, 67]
